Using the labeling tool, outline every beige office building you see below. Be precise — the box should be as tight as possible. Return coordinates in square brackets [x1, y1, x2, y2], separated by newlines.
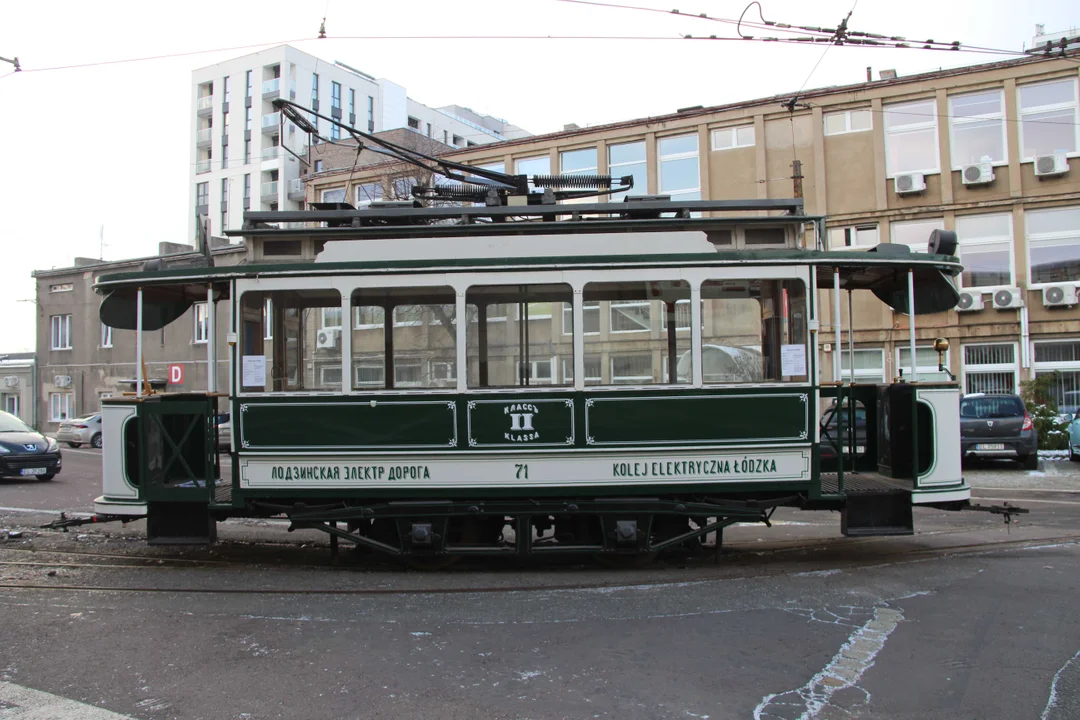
[306, 52, 1080, 411]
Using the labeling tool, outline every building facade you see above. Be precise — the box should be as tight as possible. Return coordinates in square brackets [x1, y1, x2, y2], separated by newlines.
[189, 45, 528, 242]
[305, 52, 1080, 409]
[0, 353, 35, 425]
[31, 243, 244, 430]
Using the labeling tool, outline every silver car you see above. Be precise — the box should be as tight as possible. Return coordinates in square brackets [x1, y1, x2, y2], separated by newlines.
[56, 414, 103, 449]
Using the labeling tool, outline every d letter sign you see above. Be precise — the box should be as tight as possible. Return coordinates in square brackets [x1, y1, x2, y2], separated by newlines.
[168, 364, 185, 385]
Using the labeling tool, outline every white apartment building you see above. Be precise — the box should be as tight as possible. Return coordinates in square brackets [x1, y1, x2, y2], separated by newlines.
[189, 45, 527, 241]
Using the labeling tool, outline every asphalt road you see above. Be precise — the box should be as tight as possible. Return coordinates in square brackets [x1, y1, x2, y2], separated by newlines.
[0, 452, 1078, 719]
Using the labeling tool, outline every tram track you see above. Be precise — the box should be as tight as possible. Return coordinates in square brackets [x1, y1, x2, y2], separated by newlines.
[0, 531, 1076, 596]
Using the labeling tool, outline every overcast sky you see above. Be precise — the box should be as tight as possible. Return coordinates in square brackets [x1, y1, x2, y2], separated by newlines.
[0, 0, 1075, 352]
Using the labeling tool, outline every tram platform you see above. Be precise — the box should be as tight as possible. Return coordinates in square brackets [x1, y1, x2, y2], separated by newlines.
[820, 471, 913, 496]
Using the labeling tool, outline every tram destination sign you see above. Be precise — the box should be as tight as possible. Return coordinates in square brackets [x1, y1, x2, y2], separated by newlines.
[238, 448, 812, 489]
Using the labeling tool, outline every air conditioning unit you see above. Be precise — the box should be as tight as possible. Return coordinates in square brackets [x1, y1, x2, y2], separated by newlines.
[1034, 153, 1068, 178]
[956, 290, 985, 312]
[3, 376, 18, 388]
[1042, 284, 1079, 307]
[894, 172, 926, 195]
[992, 288, 1024, 310]
[53, 375, 72, 388]
[961, 162, 994, 186]
[316, 327, 340, 350]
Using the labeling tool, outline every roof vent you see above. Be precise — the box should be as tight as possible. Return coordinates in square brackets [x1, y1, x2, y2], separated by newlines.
[879, 69, 897, 80]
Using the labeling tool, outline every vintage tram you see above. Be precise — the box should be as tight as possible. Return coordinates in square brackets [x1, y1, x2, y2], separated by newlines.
[83, 193, 982, 562]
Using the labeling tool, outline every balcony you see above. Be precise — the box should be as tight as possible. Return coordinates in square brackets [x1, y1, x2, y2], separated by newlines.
[261, 181, 279, 199]
[262, 78, 280, 99]
[287, 178, 305, 201]
[196, 159, 211, 174]
[196, 95, 213, 115]
[261, 112, 281, 134]
[262, 145, 282, 162]
[195, 128, 212, 147]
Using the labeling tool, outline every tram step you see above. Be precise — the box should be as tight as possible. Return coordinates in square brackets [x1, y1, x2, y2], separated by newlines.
[841, 493, 913, 537]
[147, 502, 217, 545]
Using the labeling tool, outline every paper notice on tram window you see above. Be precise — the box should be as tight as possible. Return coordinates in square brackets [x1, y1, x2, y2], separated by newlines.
[242, 355, 266, 387]
[781, 344, 807, 376]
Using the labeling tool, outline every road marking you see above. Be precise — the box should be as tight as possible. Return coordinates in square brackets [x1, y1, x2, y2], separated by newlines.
[0, 680, 135, 718]
[754, 606, 904, 719]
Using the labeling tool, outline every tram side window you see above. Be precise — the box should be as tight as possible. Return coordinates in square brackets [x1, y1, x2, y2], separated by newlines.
[582, 280, 691, 385]
[700, 279, 808, 383]
[351, 287, 456, 389]
[239, 289, 343, 392]
[466, 284, 572, 388]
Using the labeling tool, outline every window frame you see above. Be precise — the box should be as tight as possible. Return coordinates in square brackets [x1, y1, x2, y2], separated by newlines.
[193, 302, 209, 344]
[823, 108, 873, 136]
[890, 218, 945, 251]
[609, 300, 652, 334]
[100, 322, 113, 349]
[49, 392, 74, 422]
[658, 133, 701, 200]
[896, 345, 952, 382]
[610, 353, 654, 385]
[828, 224, 880, 250]
[839, 348, 886, 384]
[50, 314, 72, 350]
[883, 98, 940, 177]
[710, 125, 756, 150]
[961, 342, 1018, 395]
[607, 140, 648, 198]
[1018, 77, 1080, 162]
[562, 301, 600, 336]
[1025, 205, 1080, 288]
[954, 212, 1015, 291]
[948, 89, 1007, 170]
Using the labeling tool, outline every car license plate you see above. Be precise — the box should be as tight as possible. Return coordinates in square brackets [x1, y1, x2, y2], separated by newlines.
[19, 467, 47, 476]
[976, 443, 1005, 451]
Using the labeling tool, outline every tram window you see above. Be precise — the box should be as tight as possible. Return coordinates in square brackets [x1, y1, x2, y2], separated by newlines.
[700, 279, 808, 383]
[466, 284, 572, 388]
[239, 289, 343, 392]
[350, 287, 457, 389]
[582, 281, 691, 385]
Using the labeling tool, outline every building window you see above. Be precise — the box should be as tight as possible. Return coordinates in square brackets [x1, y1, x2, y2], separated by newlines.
[321, 187, 346, 203]
[660, 300, 692, 331]
[243, 174, 251, 209]
[49, 393, 74, 422]
[515, 156, 551, 193]
[223, 76, 230, 104]
[443, 130, 449, 144]
[562, 355, 602, 385]
[330, 123, 340, 141]
[1026, 206, 1080, 285]
[243, 140, 251, 165]
[891, 218, 944, 250]
[608, 141, 647, 197]
[824, 109, 872, 135]
[426, 122, 432, 138]
[1033, 340, 1080, 416]
[3, 393, 20, 418]
[220, 178, 229, 231]
[658, 134, 700, 200]
[1019, 78, 1079, 160]
[355, 363, 385, 387]
[245, 70, 252, 98]
[955, 213, 1013, 289]
[193, 302, 209, 343]
[195, 182, 209, 215]
[348, 88, 355, 124]
[100, 322, 113, 348]
[559, 147, 598, 205]
[321, 307, 342, 328]
[263, 298, 273, 340]
[354, 306, 385, 328]
[355, 182, 384, 206]
[562, 301, 600, 335]
[49, 283, 73, 293]
[315, 160, 324, 173]
[611, 354, 653, 384]
[897, 345, 951, 382]
[407, 116, 420, 130]
[609, 300, 651, 333]
[331, 81, 341, 109]
[840, 348, 886, 383]
[883, 99, 939, 176]
[367, 96, 375, 132]
[828, 224, 879, 249]
[711, 125, 755, 150]
[395, 360, 424, 387]
[452, 134, 463, 146]
[949, 90, 1005, 168]
[50, 315, 72, 350]
[962, 343, 1017, 394]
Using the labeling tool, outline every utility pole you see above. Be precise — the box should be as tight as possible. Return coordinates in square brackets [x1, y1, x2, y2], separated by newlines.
[791, 159, 804, 200]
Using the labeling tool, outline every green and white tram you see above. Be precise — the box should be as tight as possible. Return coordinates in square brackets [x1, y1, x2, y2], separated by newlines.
[85, 192, 984, 561]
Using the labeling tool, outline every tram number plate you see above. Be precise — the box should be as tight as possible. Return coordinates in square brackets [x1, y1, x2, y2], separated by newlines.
[976, 443, 1005, 451]
[20, 467, 47, 476]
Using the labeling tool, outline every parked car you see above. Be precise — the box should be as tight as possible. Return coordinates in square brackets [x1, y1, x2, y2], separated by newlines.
[214, 413, 231, 450]
[959, 393, 1038, 469]
[1069, 411, 1080, 463]
[56, 414, 103, 449]
[819, 400, 868, 461]
[0, 410, 62, 481]
[1058, 390, 1080, 424]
